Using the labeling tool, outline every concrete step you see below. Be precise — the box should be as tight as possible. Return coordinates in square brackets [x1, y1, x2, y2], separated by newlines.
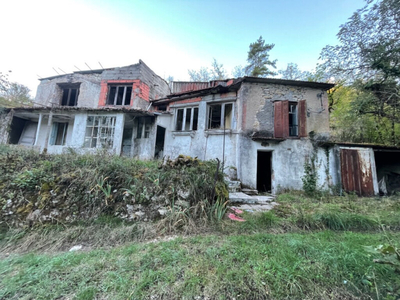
[227, 180, 241, 193]
[231, 202, 278, 213]
[242, 188, 258, 195]
[229, 192, 275, 204]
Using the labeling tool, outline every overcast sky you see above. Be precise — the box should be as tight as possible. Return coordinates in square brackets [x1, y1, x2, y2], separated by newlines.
[1, 0, 365, 97]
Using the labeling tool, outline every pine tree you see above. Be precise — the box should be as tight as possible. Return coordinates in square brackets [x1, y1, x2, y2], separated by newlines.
[245, 36, 277, 77]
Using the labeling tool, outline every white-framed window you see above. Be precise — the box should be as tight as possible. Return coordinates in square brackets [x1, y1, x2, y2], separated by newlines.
[207, 102, 233, 129]
[107, 85, 132, 106]
[84, 116, 116, 148]
[137, 117, 151, 139]
[50, 122, 68, 145]
[175, 107, 199, 131]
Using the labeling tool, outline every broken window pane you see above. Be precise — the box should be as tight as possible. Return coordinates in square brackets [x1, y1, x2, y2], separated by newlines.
[107, 85, 132, 106]
[50, 123, 68, 146]
[61, 88, 79, 106]
[175, 107, 198, 131]
[176, 109, 184, 131]
[192, 107, 198, 130]
[224, 103, 233, 129]
[184, 108, 192, 131]
[125, 87, 132, 105]
[207, 103, 234, 129]
[84, 116, 116, 148]
[107, 87, 117, 105]
[208, 105, 222, 129]
[289, 103, 298, 136]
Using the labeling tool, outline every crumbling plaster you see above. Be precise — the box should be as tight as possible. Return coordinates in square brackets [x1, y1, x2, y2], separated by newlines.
[234, 82, 332, 192]
[35, 73, 102, 108]
[238, 82, 330, 136]
[237, 138, 331, 192]
[158, 94, 238, 169]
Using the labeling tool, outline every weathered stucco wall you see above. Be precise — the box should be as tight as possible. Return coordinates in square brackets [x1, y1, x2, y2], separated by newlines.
[160, 93, 238, 170]
[237, 137, 331, 192]
[101, 61, 169, 110]
[35, 73, 102, 108]
[35, 61, 169, 111]
[237, 82, 330, 137]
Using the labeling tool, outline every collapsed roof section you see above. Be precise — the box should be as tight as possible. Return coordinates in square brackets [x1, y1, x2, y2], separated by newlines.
[152, 77, 335, 105]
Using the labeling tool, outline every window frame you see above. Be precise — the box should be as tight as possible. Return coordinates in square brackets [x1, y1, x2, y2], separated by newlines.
[174, 106, 199, 131]
[84, 115, 116, 149]
[288, 102, 299, 137]
[106, 85, 133, 106]
[50, 122, 68, 146]
[274, 100, 306, 139]
[206, 102, 234, 130]
[58, 83, 80, 107]
[136, 117, 152, 139]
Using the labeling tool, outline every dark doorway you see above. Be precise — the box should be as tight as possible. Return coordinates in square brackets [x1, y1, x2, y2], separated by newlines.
[9, 117, 28, 144]
[257, 151, 272, 192]
[154, 126, 166, 158]
[374, 150, 400, 195]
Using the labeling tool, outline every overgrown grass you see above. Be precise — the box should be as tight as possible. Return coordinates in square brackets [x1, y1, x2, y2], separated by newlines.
[1, 231, 399, 299]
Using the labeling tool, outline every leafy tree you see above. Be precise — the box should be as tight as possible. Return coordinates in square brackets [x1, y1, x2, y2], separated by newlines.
[0, 73, 33, 108]
[245, 36, 277, 77]
[279, 63, 311, 80]
[232, 65, 246, 78]
[0, 71, 11, 93]
[188, 59, 227, 82]
[321, 0, 400, 145]
[210, 58, 227, 80]
[320, 0, 400, 82]
[188, 67, 211, 82]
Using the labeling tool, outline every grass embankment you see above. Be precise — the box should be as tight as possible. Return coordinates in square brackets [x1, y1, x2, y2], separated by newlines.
[0, 145, 227, 229]
[1, 193, 400, 299]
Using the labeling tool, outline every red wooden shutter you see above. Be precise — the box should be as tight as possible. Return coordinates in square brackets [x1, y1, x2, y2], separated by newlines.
[298, 100, 307, 137]
[274, 100, 289, 138]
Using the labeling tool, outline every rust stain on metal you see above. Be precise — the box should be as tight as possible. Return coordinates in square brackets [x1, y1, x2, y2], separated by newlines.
[340, 149, 374, 196]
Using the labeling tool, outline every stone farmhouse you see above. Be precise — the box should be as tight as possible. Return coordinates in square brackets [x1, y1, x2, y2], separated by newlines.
[1, 60, 399, 195]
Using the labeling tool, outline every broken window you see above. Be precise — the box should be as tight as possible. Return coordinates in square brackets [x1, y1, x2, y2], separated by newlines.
[50, 122, 68, 145]
[60, 87, 79, 106]
[137, 117, 152, 138]
[175, 107, 199, 131]
[274, 100, 306, 138]
[207, 103, 233, 129]
[107, 85, 132, 106]
[84, 116, 116, 148]
[289, 103, 298, 137]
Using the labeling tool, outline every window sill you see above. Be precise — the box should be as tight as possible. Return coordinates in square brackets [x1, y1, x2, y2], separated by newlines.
[172, 131, 197, 138]
[205, 129, 234, 136]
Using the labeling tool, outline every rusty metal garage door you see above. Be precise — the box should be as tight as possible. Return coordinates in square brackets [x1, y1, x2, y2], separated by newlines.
[340, 149, 375, 196]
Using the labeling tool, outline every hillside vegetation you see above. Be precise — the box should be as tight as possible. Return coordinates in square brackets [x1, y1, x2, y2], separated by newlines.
[0, 145, 227, 230]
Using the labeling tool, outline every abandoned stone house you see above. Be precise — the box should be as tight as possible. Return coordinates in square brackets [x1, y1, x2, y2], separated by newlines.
[1, 60, 399, 195]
